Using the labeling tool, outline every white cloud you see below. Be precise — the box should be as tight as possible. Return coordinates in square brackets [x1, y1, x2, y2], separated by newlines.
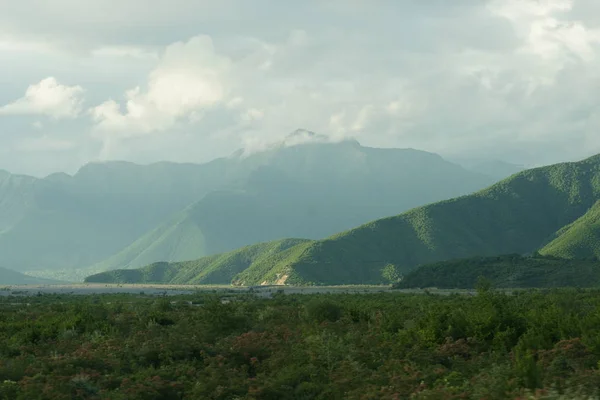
[4, 0, 600, 174]
[0, 37, 55, 54]
[227, 97, 244, 108]
[240, 108, 265, 122]
[490, 0, 600, 64]
[90, 35, 231, 138]
[0, 77, 84, 119]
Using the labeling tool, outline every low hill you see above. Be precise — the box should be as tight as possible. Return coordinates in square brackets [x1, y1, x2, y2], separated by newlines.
[84, 239, 311, 284]
[0, 267, 63, 285]
[540, 200, 600, 260]
[395, 254, 600, 289]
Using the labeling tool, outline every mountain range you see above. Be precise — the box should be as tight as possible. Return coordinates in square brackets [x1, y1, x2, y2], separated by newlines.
[87, 153, 600, 286]
[0, 131, 502, 283]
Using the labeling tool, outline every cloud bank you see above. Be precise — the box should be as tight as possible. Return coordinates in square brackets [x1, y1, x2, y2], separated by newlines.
[0, 77, 84, 119]
[0, 0, 600, 175]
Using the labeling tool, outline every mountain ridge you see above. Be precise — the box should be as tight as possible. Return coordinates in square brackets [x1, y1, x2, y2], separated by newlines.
[79, 140, 496, 278]
[85, 152, 600, 286]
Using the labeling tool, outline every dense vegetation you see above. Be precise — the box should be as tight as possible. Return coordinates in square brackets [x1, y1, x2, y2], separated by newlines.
[396, 254, 600, 289]
[2, 290, 600, 399]
[91, 154, 600, 286]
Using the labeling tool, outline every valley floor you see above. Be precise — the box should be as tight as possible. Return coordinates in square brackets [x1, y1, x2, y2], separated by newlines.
[0, 284, 477, 297]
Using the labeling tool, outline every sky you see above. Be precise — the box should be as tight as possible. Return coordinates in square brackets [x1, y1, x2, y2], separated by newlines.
[1, 0, 600, 176]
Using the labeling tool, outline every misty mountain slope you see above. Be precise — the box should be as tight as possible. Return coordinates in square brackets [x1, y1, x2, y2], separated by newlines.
[90, 139, 497, 274]
[451, 158, 526, 181]
[141, 153, 600, 286]
[0, 267, 62, 285]
[85, 238, 311, 285]
[83, 211, 209, 277]
[0, 159, 243, 273]
[540, 200, 600, 260]
[0, 171, 37, 233]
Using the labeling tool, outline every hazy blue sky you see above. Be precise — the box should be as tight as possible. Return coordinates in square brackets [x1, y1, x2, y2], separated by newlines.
[1, 0, 600, 175]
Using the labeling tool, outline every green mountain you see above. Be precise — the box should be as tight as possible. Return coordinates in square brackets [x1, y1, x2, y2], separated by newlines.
[0, 267, 62, 285]
[91, 153, 600, 286]
[84, 238, 311, 285]
[395, 254, 600, 289]
[84, 139, 495, 276]
[540, 200, 600, 260]
[269, 155, 600, 285]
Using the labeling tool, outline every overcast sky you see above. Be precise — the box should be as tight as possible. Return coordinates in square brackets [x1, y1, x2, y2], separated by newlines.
[1, 0, 600, 176]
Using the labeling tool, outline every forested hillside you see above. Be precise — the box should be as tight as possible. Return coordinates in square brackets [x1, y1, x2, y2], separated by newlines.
[82, 138, 494, 278]
[90, 154, 600, 286]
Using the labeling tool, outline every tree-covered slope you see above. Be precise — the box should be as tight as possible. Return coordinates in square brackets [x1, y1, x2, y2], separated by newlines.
[84, 239, 311, 284]
[90, 139, 495, 275]
[88, 154, 600, 286]
[540, 200, 600, 260]
[395, 254, 600, 289]
[232, 155, 600, 285]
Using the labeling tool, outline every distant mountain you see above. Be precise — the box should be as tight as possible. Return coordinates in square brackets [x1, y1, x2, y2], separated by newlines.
[92, 153, 600, 286]
[0, 170, 37, 233]
[0, 267, 62, 285]
[395, 254, 600, 289]
[84, 238, 311, 285]
[0, 160, 241, 275]
[86, 139, 496, 276]
[451, 158, 526, 180]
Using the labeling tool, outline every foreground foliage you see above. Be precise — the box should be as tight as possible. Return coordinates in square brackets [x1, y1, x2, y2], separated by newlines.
[2, 289, 600, 399]
[396, 254, 600, 289]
